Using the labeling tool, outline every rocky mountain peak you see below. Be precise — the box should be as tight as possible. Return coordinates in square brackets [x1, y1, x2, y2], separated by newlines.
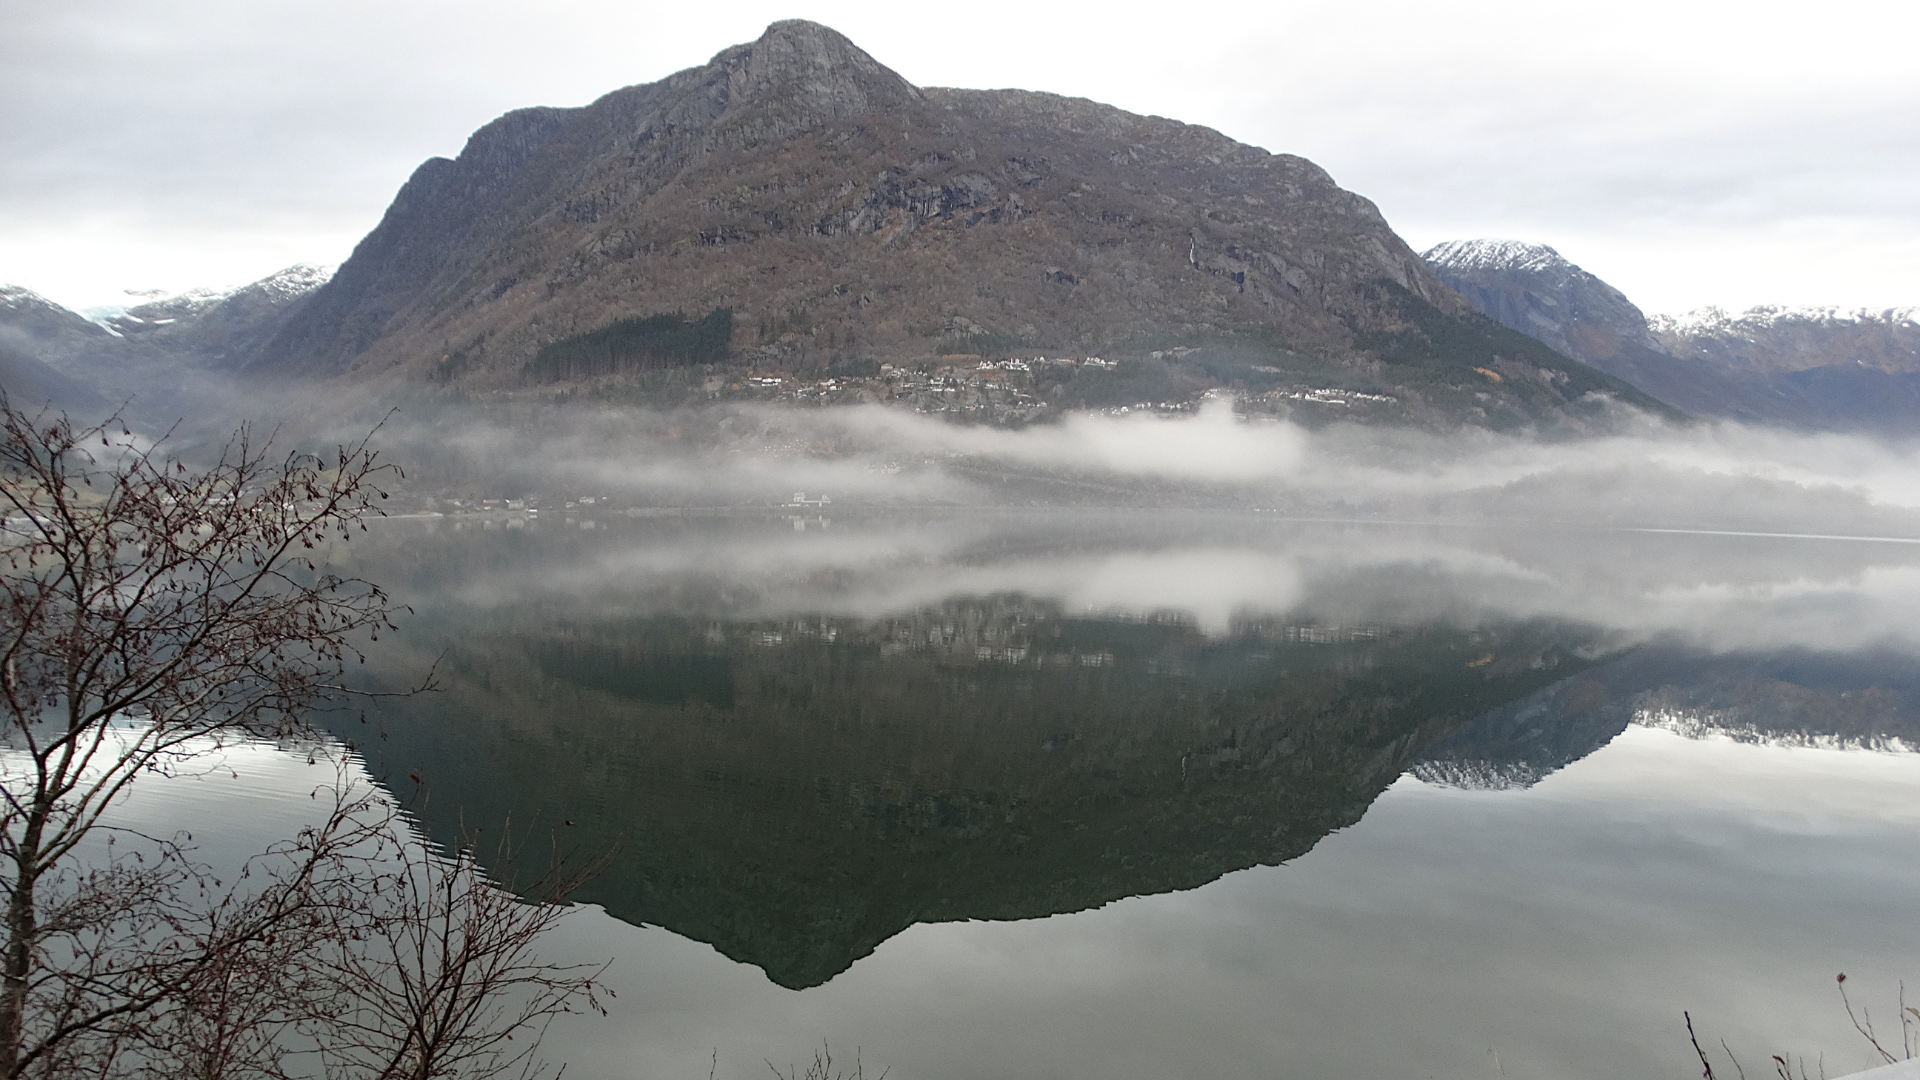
[708, 20, 921, 119]
[1422, 238, 1657, 361]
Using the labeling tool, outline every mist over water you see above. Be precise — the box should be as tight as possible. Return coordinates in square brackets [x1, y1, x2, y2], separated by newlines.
[323, 503, 1920, 1080]
[246, 389, 1920, 659]
[268, 397, 1920, 542]
[358, 509, 1920, 658]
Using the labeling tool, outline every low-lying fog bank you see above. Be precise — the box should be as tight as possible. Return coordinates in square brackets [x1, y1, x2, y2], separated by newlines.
[271, 397, 1920, 538]
[33, 386, 1920, 542]
[345, 508, 1920, 658]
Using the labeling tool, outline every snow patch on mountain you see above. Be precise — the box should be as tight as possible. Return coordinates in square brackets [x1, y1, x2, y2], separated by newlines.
[82, 264, 336, 336]
[2, 285, 63, 312]
[1421, 239, 1575, 276]
[77, 264, 336, 330]
[1650, 304, 1920, 338]
[251, 263, 334, 299]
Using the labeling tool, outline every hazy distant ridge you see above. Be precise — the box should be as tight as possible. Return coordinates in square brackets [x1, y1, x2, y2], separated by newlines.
[1424, 239, 1920, 432]
[0, 265, 331, 421]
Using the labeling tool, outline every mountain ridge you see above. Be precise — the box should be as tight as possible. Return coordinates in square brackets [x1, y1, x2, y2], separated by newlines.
[0, 266, 332, 422]
[232, 20, 1673, 431]
[256, 19, 1451, 380]
[1423, 239, 1920, 432]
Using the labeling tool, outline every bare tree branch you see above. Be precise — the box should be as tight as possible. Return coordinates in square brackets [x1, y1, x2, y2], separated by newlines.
[0, 398, 605, 1079]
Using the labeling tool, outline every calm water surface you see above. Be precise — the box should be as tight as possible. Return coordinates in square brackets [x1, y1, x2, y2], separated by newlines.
[179, 513, 1920, 1078]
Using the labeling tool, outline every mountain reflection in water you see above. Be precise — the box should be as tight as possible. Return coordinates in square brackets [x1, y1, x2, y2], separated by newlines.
[350, 602, 1595, 988]
[324, 513, 1920, 994]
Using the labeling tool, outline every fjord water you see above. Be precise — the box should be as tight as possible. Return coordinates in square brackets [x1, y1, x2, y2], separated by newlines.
[305, 512, 1920, 1078]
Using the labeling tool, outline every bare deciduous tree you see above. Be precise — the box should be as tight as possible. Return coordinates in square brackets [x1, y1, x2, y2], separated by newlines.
[0, 400, 606, 1079]
[308, 822, 608, 1080]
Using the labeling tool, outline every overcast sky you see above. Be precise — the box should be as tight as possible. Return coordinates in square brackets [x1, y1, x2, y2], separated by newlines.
[3, 0, 1915, 315]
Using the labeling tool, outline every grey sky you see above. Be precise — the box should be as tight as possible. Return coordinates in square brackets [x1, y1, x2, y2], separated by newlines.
[3, 0, 1915, 315]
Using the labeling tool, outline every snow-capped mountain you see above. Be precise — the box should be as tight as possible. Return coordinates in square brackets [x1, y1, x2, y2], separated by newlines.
[95, 264, 334, 341]
[1423, 238, 1584, 278]
[0, 264, 334, 421]
[0, 285, 113, 414]
[1424, 239, 1920, 432]
[1649, 304, 1920, 375]
[1422, 239, 1663, 360]
[2, 283, 120, 365]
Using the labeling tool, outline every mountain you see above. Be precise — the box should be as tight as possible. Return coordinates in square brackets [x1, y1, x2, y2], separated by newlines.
[251, 20, 1669, 430]
[0, 285, 121, 373]
[99, 264, 334, 368]
[0, 286, 119, 415]
[1651, 304, 1920, 373]
[0, 266, 331, 422]
[1424, 239, 1920, 432]
[1649, 305, 1920, 430]
[1421, 239, 1661, 362]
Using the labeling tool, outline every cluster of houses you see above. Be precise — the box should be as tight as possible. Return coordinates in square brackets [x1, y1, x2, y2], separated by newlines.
[1254, 387, 1398, 408]
[703, 354, 1396, 424]
[437, 494, 611, 515]
[702, 355, 1138, 423]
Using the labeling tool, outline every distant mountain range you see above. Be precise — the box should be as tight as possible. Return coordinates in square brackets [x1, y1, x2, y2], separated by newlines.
[0, 265, 331, 421]
[1, 22, 1911, 435]
[1414, 644, 1920, 791]
[1424, 239, 1920, 432]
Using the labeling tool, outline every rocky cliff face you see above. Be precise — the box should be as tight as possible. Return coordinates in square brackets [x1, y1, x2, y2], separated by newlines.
[248, 21, 1660, 428]
[1425, 240, 1920, 432]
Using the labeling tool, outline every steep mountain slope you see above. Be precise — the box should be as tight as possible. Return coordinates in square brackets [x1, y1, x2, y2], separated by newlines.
[1424, 239, 1920, 432]
[252, 21, 1667, 429]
